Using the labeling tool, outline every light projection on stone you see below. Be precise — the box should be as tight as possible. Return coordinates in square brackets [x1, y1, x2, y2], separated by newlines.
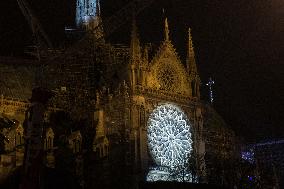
[146, 103, 193, 182]
[76, 0, 97, 27]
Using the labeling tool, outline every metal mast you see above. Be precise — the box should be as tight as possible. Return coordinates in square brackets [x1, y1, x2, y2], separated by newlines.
[206, 77, 215, 104]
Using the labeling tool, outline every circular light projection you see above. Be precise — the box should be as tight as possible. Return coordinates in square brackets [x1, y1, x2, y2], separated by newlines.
[147, 103, 192, 171]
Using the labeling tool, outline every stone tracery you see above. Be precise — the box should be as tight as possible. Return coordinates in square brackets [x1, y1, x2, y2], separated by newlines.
[147, 103, 193, 182]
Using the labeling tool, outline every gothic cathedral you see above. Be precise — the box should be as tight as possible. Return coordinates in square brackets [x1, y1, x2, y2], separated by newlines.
[0, 0, 232, 184]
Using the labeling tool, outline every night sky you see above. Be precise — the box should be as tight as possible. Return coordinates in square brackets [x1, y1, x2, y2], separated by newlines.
[0, 0, 283, 142]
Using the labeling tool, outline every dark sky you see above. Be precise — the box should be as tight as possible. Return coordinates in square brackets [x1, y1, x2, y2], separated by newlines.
[0, 0, 283, 142]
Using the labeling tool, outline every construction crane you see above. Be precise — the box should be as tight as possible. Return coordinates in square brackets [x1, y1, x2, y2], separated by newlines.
[16, 0, 53, 60]
[16, 0, 155, 57]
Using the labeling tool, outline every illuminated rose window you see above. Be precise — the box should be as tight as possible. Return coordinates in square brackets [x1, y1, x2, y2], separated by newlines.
[147, 103, 193, 171]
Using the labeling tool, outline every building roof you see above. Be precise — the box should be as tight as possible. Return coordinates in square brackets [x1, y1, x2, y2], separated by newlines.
[0, 57, 38, 100]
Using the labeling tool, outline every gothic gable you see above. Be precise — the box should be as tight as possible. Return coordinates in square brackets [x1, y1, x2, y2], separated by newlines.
[146, 41, 191, 96]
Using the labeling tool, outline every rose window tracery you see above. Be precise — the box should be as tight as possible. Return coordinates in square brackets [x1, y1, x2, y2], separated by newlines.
[147, 103, 192, 169]
[157, 63, 178, 91]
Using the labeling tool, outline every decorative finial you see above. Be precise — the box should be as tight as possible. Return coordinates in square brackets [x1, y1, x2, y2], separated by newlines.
[130, 11, 140, 53]
[164, 17, 170, 41]
[187, 27, 197, 74]
[188, 27, 194, 52]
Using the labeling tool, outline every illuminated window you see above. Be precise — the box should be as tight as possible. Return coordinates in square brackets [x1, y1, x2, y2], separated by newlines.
[147, 103, 194, 182]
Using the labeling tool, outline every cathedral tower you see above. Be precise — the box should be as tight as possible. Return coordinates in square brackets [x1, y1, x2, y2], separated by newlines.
[164, 17, 170, 41]
[76, 0, 101, 31]
[187, 28, 200, 99]
[129, 16, 142, 91]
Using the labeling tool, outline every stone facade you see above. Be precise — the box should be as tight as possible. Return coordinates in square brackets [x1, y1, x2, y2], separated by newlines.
[0, 5, 237, 184]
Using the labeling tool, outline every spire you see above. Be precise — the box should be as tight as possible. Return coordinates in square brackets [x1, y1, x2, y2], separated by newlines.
[76, 0, 98, 29]
[130, 15, 141, 65]
[129, 15, 142, 90]
[143, 46, 149, 63]
[187, 27, 201, 99]
[86, 0, 104, 40]
[187, 27, 197, 75]
[164, 17, 170, 41]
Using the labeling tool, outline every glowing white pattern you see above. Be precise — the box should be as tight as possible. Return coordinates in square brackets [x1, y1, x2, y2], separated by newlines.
[146, 167, 196, 182]
[147, 103, 192, 172]
[76, 0, 97, 27]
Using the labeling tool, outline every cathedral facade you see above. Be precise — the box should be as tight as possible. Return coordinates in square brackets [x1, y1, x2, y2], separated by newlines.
[0, 0, 239, 185]
[81, 15, 207, 181]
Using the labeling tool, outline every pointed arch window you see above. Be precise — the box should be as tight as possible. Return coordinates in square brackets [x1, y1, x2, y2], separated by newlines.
[16, 132, 22, 147]
[74, 139, 81, 153]
[47, 136, 52, 150]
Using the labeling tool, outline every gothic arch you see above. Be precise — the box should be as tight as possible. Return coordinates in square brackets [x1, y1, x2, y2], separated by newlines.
[68, 131, 82, 154]
[45, 127, 54, 150]
[15, 124, 24, 147]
